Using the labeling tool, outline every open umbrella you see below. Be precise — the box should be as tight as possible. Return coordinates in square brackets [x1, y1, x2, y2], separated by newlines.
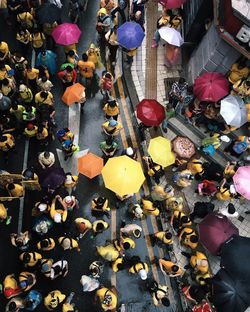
[198, 213, 239, 255]
[171, 136, 195, 159]
[211, 269, 250, 312]
[158, 0, 187, 9]
[0, 94, 11, 111]
[220, 235, 250, 280]
[62, 83, 85, 106]
[117, 22, 145, 49]
[194, 72, 229, 102]
[220, 95, 247, 128]
[136, 99, 165, 126]
[158, 27, 184, 47]
[52, 23, 81, 45]
[38, 167, 66, 191]
[78, 153, 104, 179]
[36, 3, 61, 24]
[101, 156, 145, 196]
[148, 136, 175, 168]
[233, 166, 250, 200]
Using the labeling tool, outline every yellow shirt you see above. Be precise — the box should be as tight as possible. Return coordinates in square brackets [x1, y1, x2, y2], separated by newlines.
[44, 290, 66, 310]
[228, 63, 250, 84]
[187, 159, 203, 175]
[103, 103, 119, 116]
[31, 32, 45, 48]
[155, 232, 173, 245]
[35, 92, 54, 105]
[0, 41, 9, 54]
[0, 203, 7, 219]
[0, 133, 15, 152]
[102, 121, 122, 136]
[26, 68, 39, 80]
[78, 60, 95, 78]
[159, 259, 182, 276]
[142, 199, 160, 216]
[190, 251, 208, 274]
[179, 227, 198, 249]
[96, 287, 117, 311]
[17, 12, 33, 28]
[0, 64, 11, 80]
[216, 186, 231, 201]
[129, 262, 149, 274]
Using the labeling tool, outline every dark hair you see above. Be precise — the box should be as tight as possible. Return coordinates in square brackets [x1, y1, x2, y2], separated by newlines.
[123, 242, 130, 250]
[181, 216, 189, 223]
[66, 65, 73, 72]
[108, 100, 117, 107]
[23, 252, 31, 263]
[41, 75, 47, 82]
[44, 151, 50, 158]
[2, 78, 9, 86]
[190, 235, 198, 243]
[82, 53, 88, 61]
[162, 297, 170, 307]
[228, 203, 236, 214]
[40, 240, 49, 248]
[165, 232, 172, 240]
[25, 300, 33, 308]
[105, 72, 112, 79]
[53, 265, 61, 275]
[9, 302, 17, 310]
[117, 263, 124, 270]
[172, 265, 179, 272]
[106, 136, 114, 146]
[97, 197, 105, 204]
[179, 77, 186, 84]
[40, 91, 48, 99]
[134, 229, 141, 237]
[96, 222, 104, 232]
[7, 183, 15, 190]
[67, 50, 75, 57]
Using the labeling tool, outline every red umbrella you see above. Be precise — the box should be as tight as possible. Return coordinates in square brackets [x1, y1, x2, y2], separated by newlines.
[136, 99, 165, 126]
[159, 0, 187, 9]
[194, 72, 229, 102]
[198, 213, 239, 255]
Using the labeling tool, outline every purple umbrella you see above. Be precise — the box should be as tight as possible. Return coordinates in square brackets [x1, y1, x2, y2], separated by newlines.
[117, 22, 145, 49]
[38, 167, 66, 191]
[198, 213, 239, 255]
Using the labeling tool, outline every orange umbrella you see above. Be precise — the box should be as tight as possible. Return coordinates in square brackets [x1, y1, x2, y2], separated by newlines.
[62, 83, 85, 106]
[78, 153, 104, 179]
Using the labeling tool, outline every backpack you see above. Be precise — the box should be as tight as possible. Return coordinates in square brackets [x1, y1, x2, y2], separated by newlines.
[233, 137, 248, 154]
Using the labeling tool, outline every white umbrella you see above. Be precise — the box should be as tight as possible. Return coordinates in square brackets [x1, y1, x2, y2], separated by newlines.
[220, 95, 247, 128]
[158, 26, 184, 47]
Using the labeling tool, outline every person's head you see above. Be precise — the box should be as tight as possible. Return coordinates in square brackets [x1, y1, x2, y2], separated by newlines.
[105, 136, 114, 146]
[25, 300, 33, 308]
[126, 147, 134, 156]
[98, 8, 107, 17]
[82, 53, 88, 62]
[54, 212, 62, 223]
[43, 151, 50, 159]
[178, 77, 186, 85]
[171, 265, 179, 272]
[23, 252, 31, 263]
[2, 78, 9, 86]
[162, 297, 170, 307]
[40, 239, 49, 248]
[96, 222, 105, 232]
[37, 124, 44, 133]
[38, 203, 47, 212]
[138, 268, 148, 280]
[19, 84, 27, 92]
[9, 302, 17, 311]
[53, 265, 61, 275]
[33, 27, 40, 34]
[26, 123, 34, 130]
[64, 196, 73, 205]
[228, 203, 236, 214]
[133, 229, 141, 238]
[65, 65, 73, 72]
[41, 75, 48, 82]
[7, 183, 15, 191]
[190, 235, 198, 243]
[108, 100, 117, 107]
[245, 80, 250, 87]
[181, 216, 189, 223]
[135, 10, 142, 20]
[97, 197, 105, 204]
[123, 242, 130, 250]
[164, 231, 172, 240]
[67, 50, 75, 57]
[117, 263, 125, 270]
[22, 168, 34, 180]
[108, 119, 118, 127]
[41, 50, 47, 57]
[0, 61, 6, 70]
[238, 59, 246, 69]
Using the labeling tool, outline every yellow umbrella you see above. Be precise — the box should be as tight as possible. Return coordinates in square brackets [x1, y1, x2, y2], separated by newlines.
[101, 155, 145, 196]
[148, 136, 175, 167]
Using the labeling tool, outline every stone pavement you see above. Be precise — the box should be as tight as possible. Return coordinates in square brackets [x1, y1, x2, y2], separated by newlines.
[125, 0, 250, 310]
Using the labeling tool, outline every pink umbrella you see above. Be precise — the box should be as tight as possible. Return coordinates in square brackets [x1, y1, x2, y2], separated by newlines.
[233, 166, 250, 200]
[194, 72, 229, 102]
[198, 213, 239, 255]
[52, 23, 81, 45]
[159, 0, 187, 9]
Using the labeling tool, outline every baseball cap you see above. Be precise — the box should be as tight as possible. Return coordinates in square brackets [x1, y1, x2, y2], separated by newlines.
[19, 84, 27, 92]
[65, 196, 73, 204]
[98, 8, 107, 15]
[54, 213, 62, 223]
[138, 269, 148, 280]
[126, 147, 134, 156]
[38, 203, 47, 212]
[109, 119, 118, 127]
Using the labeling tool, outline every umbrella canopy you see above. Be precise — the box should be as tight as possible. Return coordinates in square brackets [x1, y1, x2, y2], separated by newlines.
[38, 167, 66, 190]
[101, 156, 145, 196]
[220, 235, 250, 280]
[171, 136, 196, 159]
[220, 95, 247, 128]
[194, 72, 229, 102]
[198, 213, 239, 255]
[158, 0, 187, 9]
[78, 153, 104, 179]
[211, 269, 250, 312]
[36, 3, 61, 23]
[158, 26, 184, 47]
[62, 83, 85, 105]
[52, 23, 81, 45]
[148, 136, 175, 168]
[233, 166, 250, 200]
[0, 94, 11, 111]
[117, 22, 145, 49]
[136, 99, 165, 126]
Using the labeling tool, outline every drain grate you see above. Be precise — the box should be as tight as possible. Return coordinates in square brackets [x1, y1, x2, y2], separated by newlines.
[164, 77, 180, 100]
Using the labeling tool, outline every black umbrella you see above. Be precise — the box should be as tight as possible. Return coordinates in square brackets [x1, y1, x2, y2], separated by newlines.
[38, 167, 66, 191]
[220, 235, 250, 280]
[211, 269, 250, 312]
[36, 3, 61, 24]
[0, 94, 11, 111]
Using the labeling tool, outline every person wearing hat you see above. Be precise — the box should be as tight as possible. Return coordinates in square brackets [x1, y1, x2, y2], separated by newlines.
[10, 231, 30, 250]
[179, 227, 199, 250]
[24, 123, 38, 138]
[86, 43, 102, 69]
[62, 195, 79, 212]
[38, 151, 55, 169]
[58, 236, 80, 252]
[19, 84, 33, 104]
[50, 195, 68, 223]
[147, 279, 170, 307]
[6, 183, 24, 198]
[129, 256, 149, 280]
[142, 198, 160, 216]
[40, 258, 53, 278]
[95, 286, 118, 312]
[152, 230, 173, 249]
[44, 290, 66, 311]
[159, 258, 183, 277]
[96, 8, 112, 44]
[37, 237, 55, 251]
[18, 271, 36, 292]
[102, 118, 122, 136]
[89, 260, 104, 278]
[121, 146, 137, 160]
[32, 198, 50, 217]
[50, 260, 69, 280]
[92, 219, 109, 236]
[32, 217, 53, 236]
[103, 99, 119, 120]
[74, 217, 92, 239]
[91, 196, 110, 218]
[19, 251, 42, 268]
[120, 222, 142, 239]
[80, 275, 100, 292]
[61, 139, 78, 161]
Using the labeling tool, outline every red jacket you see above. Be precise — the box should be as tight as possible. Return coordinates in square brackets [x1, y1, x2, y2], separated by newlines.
[57, 69, 77, 83]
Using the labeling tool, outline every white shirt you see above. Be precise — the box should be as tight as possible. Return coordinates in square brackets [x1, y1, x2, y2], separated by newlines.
[50, 260, 68, 279]
[38, 152, 55, 166]
[120, 224, 142, 236]
[80, 275, 100, 292]
[219, 207, 239, 219]
[49, 0, 62, 8]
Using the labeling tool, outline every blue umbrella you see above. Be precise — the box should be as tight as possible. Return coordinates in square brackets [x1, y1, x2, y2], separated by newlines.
[36, 50, 57, 75]
[117, 22, 145, 49]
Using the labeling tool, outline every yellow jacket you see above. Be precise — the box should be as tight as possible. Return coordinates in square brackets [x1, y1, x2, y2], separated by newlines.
[96, 287, 117, 311]
[44, 290, 66, 311]
[129, 262, 148, 274]
[142, 199, 160, 216]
